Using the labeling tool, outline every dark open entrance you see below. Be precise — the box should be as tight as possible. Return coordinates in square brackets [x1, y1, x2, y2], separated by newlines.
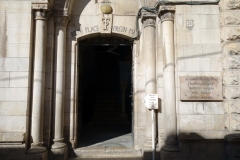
[78, 37, 133, 148]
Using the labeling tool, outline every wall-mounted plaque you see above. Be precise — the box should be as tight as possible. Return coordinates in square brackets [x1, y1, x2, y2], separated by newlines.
[180, 76, 223, 101]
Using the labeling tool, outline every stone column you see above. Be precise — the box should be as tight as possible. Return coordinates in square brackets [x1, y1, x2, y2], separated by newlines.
[159, 6, 179, 152]
[51, 16, 68, 156]
[141, 11, 157, 151]
[29, 3, 49, 153]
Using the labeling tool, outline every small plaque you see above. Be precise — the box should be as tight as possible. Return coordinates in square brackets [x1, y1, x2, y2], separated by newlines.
[180, 76, 223, 101]
[143, 94, 158, 109]
[186, 20, 194, 28]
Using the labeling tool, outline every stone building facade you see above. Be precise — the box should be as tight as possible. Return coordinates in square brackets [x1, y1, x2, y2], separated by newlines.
[0, 0, 240, 159]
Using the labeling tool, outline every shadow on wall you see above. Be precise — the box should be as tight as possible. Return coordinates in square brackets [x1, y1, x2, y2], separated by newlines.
[143, 133, 240, 160]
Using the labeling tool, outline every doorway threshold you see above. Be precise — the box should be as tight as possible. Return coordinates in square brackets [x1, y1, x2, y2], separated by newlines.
[69, 134, 142, 160]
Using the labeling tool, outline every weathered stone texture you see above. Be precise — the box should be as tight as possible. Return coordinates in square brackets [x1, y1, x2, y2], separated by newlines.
[223, 43, 240, 56]
[224, 12, 240, 25]
[222, 0, 240, 10]
[224, 87, 240, 99]
[221, 27, 240, 41]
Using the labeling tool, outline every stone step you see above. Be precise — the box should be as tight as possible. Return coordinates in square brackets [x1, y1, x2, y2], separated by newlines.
[68, 148, 142, 160]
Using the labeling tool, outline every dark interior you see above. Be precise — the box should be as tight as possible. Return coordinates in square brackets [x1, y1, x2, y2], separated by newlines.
[78, 38, 133, 147]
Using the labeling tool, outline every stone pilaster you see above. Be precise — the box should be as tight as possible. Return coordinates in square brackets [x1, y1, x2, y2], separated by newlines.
[28, 2, 49, 154]
[159, 5, 179, 152]
[51, 14, 69, 159]
[141, 10, 158, 159]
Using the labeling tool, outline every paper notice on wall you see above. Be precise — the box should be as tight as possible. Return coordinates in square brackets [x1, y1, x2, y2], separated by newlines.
[143, 94, 158, 109]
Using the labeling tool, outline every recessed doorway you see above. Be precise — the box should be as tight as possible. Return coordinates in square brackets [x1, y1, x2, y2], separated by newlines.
[78, 37, 133, 149]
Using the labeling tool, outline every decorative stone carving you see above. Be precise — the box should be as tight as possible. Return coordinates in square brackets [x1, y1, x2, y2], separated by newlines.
[99, 14, 112, 36]
[34, 10, 48, 20]
[141, 11, 156, 28]
[55, 16, 69, 26]
[158, 5, 175, 22]
[32, 2, 50, 10]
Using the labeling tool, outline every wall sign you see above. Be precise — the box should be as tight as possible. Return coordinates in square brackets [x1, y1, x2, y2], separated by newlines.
[180, 76, 223, 101]
[143, 94, 158, 109]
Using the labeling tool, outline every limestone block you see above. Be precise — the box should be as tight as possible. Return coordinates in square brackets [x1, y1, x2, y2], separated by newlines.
[221, 27, 240, 41]
[193, 102, 205, 114]
[223, 71, 240, 85]
[10, 72, 28, 87]
[222, 0, 240, 10]
[115, 1, 138, 15]
[176, 30, 193, 45]
[0, 72, 9, 87]
[222, 42, 240, 56]
[175, 5, 184, 15]
[74, 15, 100, 40]
[210, 57, 223, 71]
[0, 102, 27, 116]
[157, 73, 163, 88]
[206, 44, 222, 57]
[184, 44, 205, 58]
[0, 58, 29, 71]
[184, 5, 202, 14]
[136, 75, 145, 90]
[179, 131, 227, 140]
[230, 115, 240, 131]
[224, 12, 240, 25]
[224, 87, 240, 99]
[178, 101, 193, 114]
[227, 57, 240, 69]
[1, 133, 25, 142]
[5, 1, 31, 12]
[0, 88, 28, 101]
[185, 58, 210, 71]
[6, 28, 30, 43]
[3, 43, 30, 58]
[202, 5, 219, 15]
[179, 115, 212, 130]
[185, 15, 206, 29]
[205, 102, 226, 114]
[211, 115, 229, 130]
[193, 29, 220, 44]
[0, 116, 26, 132]
[112, 15, 136, 39]
[229, 101, 240, 114]
[206, 15, 220, 29]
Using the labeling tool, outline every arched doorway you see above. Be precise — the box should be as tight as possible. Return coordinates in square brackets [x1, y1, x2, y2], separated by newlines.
[77, 37, 133, 149]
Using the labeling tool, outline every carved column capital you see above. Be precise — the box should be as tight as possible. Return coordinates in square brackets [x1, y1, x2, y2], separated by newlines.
[158, 5, 176, 22]
[141, 11, 156, 28]
[55, 16, 69, 26]
[32, 2, 50, 20]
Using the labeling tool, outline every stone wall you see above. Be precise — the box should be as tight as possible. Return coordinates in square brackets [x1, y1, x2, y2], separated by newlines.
[0, 1, 32, 143]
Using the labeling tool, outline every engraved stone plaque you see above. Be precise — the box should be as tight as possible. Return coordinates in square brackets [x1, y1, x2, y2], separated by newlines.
[180, 76, 223, 101]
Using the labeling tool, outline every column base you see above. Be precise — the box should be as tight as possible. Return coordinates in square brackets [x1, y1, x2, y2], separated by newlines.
[27, 146, 48, 160]
[50, 142, 68, 160]
[142, 139, 160, 160]
[162, 141, 179, 152]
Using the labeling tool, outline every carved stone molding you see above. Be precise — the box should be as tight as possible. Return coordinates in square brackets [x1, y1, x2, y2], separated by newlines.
[32, 2, 50, 10]
[55, 16, 69, 26]
[141, 11, 156, 28]
[158, 5, 175, 22]
[34, 10, 48, 20]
